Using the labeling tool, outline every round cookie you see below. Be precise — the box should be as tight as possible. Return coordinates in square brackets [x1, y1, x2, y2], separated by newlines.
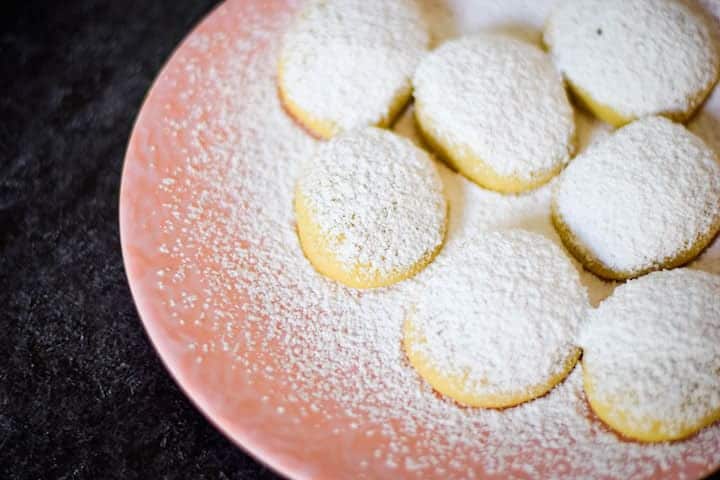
[295, 127, 447, 289]
[403, 230, 587, 408]
[545, 0, 720, 127]
[412, 34, 575, 194]
[278, 0, 430, 139]
[552, 116, 720, 281]
[581, 269, 720, 442]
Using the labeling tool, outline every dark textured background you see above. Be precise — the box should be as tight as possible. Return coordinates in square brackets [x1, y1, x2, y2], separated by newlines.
[0, 1, 282, 478]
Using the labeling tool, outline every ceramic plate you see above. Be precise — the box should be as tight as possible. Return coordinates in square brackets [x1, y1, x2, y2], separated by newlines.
[120, 1, 720, 478]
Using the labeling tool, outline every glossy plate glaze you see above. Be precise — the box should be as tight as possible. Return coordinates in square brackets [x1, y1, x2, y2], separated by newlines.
[120, 1, 720, 478]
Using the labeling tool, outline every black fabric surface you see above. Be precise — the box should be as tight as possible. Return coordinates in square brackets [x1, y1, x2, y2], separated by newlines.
[1, 1, 282, 478]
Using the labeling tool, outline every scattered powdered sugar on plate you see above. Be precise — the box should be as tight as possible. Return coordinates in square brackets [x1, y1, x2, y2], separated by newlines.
[297, 127, 446, 279]
[139, 0, 720, 478]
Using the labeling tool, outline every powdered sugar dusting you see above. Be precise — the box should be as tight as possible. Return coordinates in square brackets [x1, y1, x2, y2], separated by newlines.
[409, 230, 586, 399]
[581, 269, 720, 439]
[279, 0, 429, 134]
[555, 116, 720, 276]
[545, 0, 720, 119]
[139, 1, 720, 478]
[413, 34, 574, 181]
[297, 127, 446, 278]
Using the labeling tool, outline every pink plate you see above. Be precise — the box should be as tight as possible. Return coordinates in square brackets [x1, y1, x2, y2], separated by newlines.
[120, 1, 720, 478]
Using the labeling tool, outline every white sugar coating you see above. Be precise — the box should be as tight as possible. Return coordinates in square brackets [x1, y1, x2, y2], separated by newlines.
[545, 0, 720, 120]
[149, 1, 720, 478]
[554, 116, 720, 276]
[279, 0, 429, 134]
[412, 34, 575, 182]
[581, 269, 720, 438]
[410, 230, 586, 398]
[296, 127, 446, 277]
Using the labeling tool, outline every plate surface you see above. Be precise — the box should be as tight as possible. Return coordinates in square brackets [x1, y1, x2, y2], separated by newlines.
[120, 1, 720, 478]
